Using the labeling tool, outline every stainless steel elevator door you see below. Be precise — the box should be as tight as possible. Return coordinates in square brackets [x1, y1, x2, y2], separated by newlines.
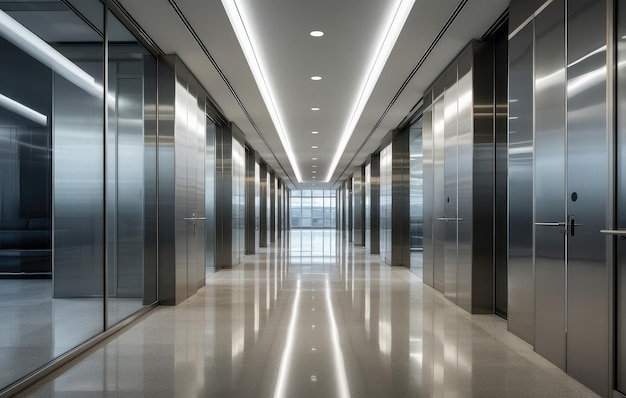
[565, 0, 608, 394]
[444, 81, 459, 304]
[433, 96, 446, 292]
[533, 0, 567, 370]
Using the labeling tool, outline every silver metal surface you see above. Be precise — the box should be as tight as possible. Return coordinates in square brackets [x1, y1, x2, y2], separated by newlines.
[566, 0, 609, 394]
[600, 230, 626, 237]
[616, 1, 626, 393]
[443, 79, 458, 303]
[432, 95, 446, 292]
[259, 164, 268, 247]
[370, 153, 380, 255]
[379, 144, 392, 263]
[533, 0, 566, 370]
[391, 127, 410, 267]
[422, 104, 434, 286]
[455, 68, 473, 313]
[507, 22, 535, 344]
[205, 119, 216, 272]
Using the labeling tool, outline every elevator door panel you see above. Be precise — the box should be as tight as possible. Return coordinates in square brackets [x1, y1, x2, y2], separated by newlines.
[456, 71, 473, 312]
[507, 23, 535, 344]
[534, 0, 566, 370]
[433, 96, 446, 292]
[444, 82, 458, 303]
[566, 0, 608, 394]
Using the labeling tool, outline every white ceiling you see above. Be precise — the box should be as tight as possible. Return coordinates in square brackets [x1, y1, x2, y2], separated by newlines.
[117, 0, 510, 189]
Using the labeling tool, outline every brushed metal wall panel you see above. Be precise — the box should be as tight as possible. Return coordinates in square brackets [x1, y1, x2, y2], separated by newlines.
[444, 80, 459, 303]
[617, 1, 626, 392]
[422, 106, 434, 286]
[205, 120, 216, 272]
[371, 153, 380, 255]
[259, 164, 268, 247]
[456, 70, 473, 312]
[392, 127, 410, 267]
[566, 0, 608, 394]
[432, 95, 446, 293]
[507, 23, 535, 344]
[534, 0, 566, 370]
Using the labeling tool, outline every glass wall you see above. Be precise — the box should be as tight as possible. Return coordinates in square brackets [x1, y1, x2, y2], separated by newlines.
[410, 120, 423, 273]
[0, 2, 157, 391]
[289, 190, 337, 262]
[290, 190, 336, 228]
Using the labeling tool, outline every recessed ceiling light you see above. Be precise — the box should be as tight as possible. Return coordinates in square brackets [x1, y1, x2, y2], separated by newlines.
[310, 76, 322, 81]
[312, 171, 317, 173]
[312, 165, 317, 168]
[312, 145, 318, 149]
[311, 131, 319, 135]
[310, 31, 324, 37]
[312, 157, 317, 160]
[311, 107, 320, 111]
[313, 176, 316, 179]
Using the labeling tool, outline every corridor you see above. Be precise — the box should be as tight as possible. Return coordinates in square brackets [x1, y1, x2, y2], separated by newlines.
[19, 232, 597, 398]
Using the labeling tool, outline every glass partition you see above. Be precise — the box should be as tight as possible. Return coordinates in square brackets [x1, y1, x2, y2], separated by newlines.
[0, 1, 157, 391]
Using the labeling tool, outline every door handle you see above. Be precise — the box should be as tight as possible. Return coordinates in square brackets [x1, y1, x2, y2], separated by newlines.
[535, 222, 566, 226]
[184, 217, 207, 221]
[600, 229, 626, 239]
[437, 217, 463, 222]
[568, 216, 582, 237]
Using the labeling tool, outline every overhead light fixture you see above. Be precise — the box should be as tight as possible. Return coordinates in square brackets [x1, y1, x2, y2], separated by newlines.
[310, 30, 324, 37]
[312, 157, 317, 160]
[313, 176, 316, 179]
[311, 107, 320, 111]
[312, 145, 318, 149]
[310, 76, 322, 81]
[0, 93, 47, 126]
[312, 171, 316, 173]
[0, 10, 100, 97]
[222, 0, 303, 182]
[325, 0, 416, 182]
[311, 131, 319, 135]
[312, 165, 317, 168]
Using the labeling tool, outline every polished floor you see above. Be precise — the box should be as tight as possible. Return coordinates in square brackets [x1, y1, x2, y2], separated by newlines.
[19, 232, 598, 397]
[0, 279, 143, 390]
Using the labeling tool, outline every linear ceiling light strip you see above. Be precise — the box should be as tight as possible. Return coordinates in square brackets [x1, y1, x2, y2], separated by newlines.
[221, 0, 303, 183]
[0, 93, 47, 126]
[167, 0, 296, 187]
[324, 0, 416, 183]
[332, 0, 469, 186]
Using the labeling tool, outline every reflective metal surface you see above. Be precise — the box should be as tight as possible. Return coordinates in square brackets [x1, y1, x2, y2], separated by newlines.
[379, 144, 392, 264]
[205, 119, 216, 272]
[617, 0, 626, 392]
[352, 167, 364, 246]
[422, 108, 434, 286]
[533, 0, 566, 370]
[566, 0, 608, 393]
[432, 95, 446, 292]
[507, 23, 535, 344]
[494, 21, 509, 318]
[443, 80, 459, 304]
[370, 153, 380, 255]
[392, 127, 410, 267]
[260, 164, 268, 247]
[19, 233, 601, 398]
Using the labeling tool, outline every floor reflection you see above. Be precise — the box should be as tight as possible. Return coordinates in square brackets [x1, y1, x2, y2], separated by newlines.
[20, 231, 599, 398]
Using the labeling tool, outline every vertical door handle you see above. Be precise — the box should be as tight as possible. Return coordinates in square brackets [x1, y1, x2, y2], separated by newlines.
[568, 216, 582, 237]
